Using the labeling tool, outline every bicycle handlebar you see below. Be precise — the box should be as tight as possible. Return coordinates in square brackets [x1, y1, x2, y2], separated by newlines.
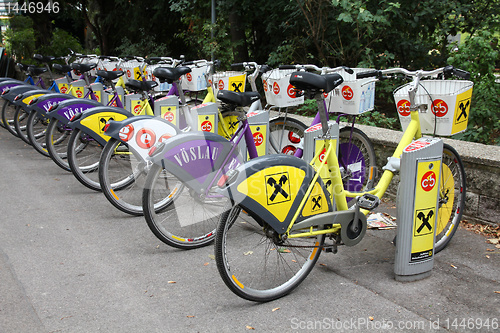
[356, 66, 471, 80]
[279, 64, 353, 75]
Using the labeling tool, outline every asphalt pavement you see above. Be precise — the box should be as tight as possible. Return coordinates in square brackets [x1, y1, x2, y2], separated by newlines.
[0, 122, 499, 333]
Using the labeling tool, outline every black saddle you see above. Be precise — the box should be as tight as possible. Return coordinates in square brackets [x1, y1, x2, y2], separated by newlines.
[33, 54, 56, 63]
[289, 72, 344, 94]
[96, 70, 124, 81]
[217, 90, 261, 107]
[28, 66, 48, 76]
[153, 66, 191, 83]
[17, 63, 31, 72]
[71, 63, 97, 74]
[53, 63, 72, 73]
[125, 79, 158, 92]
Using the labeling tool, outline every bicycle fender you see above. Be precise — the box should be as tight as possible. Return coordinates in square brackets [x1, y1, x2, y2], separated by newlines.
[1, 84, 40, 102]
[219, 155, 333, 234]
[26, 93, 76, 115]
[46, 99, 103, 124]
[104, 115, 180, 160]
[11, 89, 49, 107]
[147, 131, 243, 195]
[68, 106, 133, 146]
[0, 80, 26, 96]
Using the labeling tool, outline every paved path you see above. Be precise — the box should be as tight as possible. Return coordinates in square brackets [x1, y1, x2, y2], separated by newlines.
[0, 125, 499, 333]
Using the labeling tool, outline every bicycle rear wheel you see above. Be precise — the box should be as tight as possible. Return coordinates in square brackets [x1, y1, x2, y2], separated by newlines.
[45, 120, 72, 171]
[268, 116, 307, 155]
[434, 144, 466, 253]
[2, 101, 20, 137]
[142, 163, 227, 249]
[99, 138, 152, 215]
[215, 204, 325, 302]
[67, 128, 103, 191]
[13, 107, 31, 144]
[26, 111, 50, 157]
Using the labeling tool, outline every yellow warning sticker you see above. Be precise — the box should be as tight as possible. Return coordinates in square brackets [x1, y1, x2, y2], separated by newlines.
[80, 112, 129, 141]
[451, 88, 473, 134]
[228, 74, 246, 93]
[411, 159, 441, 262]
[302, 181, 329, 217]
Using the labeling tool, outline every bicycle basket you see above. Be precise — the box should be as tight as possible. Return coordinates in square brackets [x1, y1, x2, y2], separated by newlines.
[393, 80, 474, 136]
[146, 64, 173, 92]
[324, 68, 376, 115]
[261, 68, 304, 108]
[180, 64, 209, 92]
[212, 71, 246, 94]
[119, 60, 145, 83]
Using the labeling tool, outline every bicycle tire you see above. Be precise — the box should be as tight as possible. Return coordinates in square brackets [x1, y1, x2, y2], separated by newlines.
[268, 116, 307, 155]
[434, 143, 466, 253]
[99, 138, 153, 216]
[13, 106, 31, 144]
[142, 163, 226, 249]
[1, 101, 20, 137]
[67, 128, 103, 191]
[26, 111, 50, 157]
[338, 126, 377, 193]
[215, 204, 325, 302]
[45, 120, 72, 171]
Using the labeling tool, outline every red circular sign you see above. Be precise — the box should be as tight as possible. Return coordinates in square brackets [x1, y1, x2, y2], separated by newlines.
[273, 82, 280, 95]
[431, 99, 448, 117]
[186, 73, 193, 82]
[136, 128, 156, 149]
[318, 148, 327, 164]
[201, 120, 213, 132]
[263, 80, 267, 92]
[288, 131, 301, 144]
[397, 99, 411, 117]
[253, 132, 263, 146]
[287, 84, 298, 98]
[281, 145, 296, 155]
[341, 86, 353, 100]
[127, 69, 131, 78]
[163, 111, 175, 122]
[218, 79, 224, 90]
[133, 104, 142, 115]
[421, 171, 436, 192]
[119, 124, 134, 142]
[76, 90, 83, 98]
[60, 86, 68, 94]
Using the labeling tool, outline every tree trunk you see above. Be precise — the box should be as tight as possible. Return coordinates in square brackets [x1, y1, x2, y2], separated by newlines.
[228, 8, 248, 62]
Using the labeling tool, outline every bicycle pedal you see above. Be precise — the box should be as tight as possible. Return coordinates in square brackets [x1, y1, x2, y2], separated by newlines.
[357, 194, 380, 211]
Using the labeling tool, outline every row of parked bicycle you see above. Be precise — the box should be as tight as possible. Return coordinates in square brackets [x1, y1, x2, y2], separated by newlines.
[0, 51, 472, 302]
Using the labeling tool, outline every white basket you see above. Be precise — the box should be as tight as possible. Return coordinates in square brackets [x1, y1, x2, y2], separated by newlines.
[145, 64, 173, 92]
[324, 68, 376, 115]
[212, 71, 246, 93]
[393, 80, 474, 136]
[181, 65, 209, 92]
[261, 68, 304, 108]
[118, 60, 145, 83]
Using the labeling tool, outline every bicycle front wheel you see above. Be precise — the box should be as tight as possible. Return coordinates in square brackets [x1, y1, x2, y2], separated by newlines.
[434, 144, 466, 253]
[215, 204, 325, 302]
[339, 126, 377, 193]
[2, 101, 20, 137]
[13, 107, 31, 144]
[26, 111, 50, 157]
[142, 163, 227, 249]
[99, 138, 150, 215]
[45, 120, 72, 171]
[268, 116, 307, 155]
[67, 128, 103, 191]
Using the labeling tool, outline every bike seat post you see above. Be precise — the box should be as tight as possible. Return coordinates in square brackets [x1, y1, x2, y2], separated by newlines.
[316, 93, 330, 136]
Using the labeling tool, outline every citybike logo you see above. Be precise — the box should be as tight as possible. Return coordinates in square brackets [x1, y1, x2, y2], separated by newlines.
[218, 79, 224, 90]
[136, 127, 156, 149]
[201, 120, 213, 132]
[127, 69, 132, 78]
[287, 84, 298, 98]
[318, 148, 327, 164]
[404, 140, 430, 152]
[133, 104, 142, 115]
[273, 82, 280, 95]
[421, 171, 437, 192]
[342, 85, 354, 100]
[253, 132, 263, 146]
[163, 111, 175, 122]
[263, 80, 267, 92]
[60, 86, 68, 93]
[431, 99, 448, 117]
[397, 99, 411, 117]
[75, 90, 83, 98]
[186, 73, 193, 82]
[119, 124, 134, 142]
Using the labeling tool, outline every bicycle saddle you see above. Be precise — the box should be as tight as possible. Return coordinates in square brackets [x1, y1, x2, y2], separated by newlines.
[71, 63, 97, 73]
[152, 66, 191, 83]
[17, 63, 31, 72]
[125, 79, 158, 92]
[53, 63, 72, 73]
[33, 54, 56, 63]
[96, 70, 124, 81]
[28, 66, 48, 76]
[217, 90, 261, 107]
[289, 72, 344, 94]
